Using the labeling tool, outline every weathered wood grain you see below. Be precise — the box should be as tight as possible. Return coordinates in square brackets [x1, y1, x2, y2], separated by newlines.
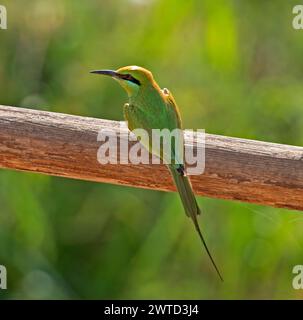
[0, 105, 303, 211]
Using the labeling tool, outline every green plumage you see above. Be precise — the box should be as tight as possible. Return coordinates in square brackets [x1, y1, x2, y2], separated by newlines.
[91, 66, 223, 281]
[168, 165, 201, 218]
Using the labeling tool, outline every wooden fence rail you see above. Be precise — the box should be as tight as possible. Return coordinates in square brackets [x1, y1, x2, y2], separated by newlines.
[1, 105, 303, 211]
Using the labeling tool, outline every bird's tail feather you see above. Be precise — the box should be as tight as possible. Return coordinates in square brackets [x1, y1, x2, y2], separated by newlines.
[168, 165, 223, 281]
[168, 165, 200, 217]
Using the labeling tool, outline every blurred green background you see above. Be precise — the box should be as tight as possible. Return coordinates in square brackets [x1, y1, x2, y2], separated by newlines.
[0, 0, 303, 299]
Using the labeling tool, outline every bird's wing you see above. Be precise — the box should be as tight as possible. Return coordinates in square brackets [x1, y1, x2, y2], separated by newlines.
[162, 88, 182, 129]
[162, 88, 184, 166]
[123, 89, 183, 165]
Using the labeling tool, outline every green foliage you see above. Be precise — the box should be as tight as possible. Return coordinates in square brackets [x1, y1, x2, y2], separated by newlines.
[0, 0, 303, 299]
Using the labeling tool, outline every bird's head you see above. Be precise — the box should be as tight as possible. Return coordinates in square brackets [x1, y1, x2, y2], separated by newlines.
[90, 66, 155, 97]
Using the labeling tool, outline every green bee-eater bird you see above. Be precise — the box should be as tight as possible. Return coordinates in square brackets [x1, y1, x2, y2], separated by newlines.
[91, 66, 223, 281]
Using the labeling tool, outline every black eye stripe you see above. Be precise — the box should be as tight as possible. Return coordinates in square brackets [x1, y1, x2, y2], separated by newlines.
[120, 74, 141, 86]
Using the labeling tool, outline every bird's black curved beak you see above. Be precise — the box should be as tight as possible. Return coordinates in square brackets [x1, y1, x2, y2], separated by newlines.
[90, 70, 119, 78]
[90, 69, 141, 86]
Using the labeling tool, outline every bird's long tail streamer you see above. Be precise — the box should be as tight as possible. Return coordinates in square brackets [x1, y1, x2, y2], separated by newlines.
[168, 165, 223, 281]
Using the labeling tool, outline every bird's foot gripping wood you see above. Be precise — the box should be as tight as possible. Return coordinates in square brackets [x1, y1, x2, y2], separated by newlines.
[176, 164, 185, 176]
